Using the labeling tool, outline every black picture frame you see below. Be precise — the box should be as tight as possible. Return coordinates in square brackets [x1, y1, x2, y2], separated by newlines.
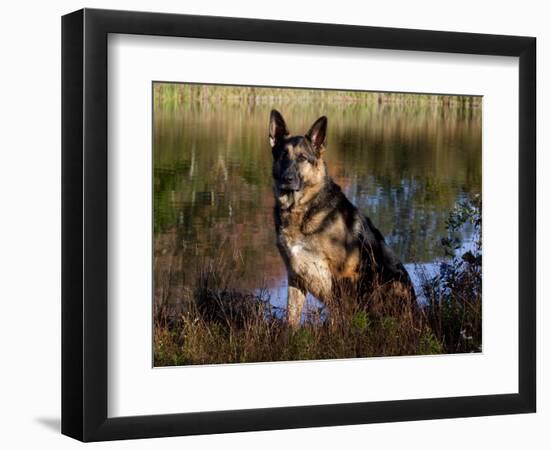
[62, 8, 536, 442]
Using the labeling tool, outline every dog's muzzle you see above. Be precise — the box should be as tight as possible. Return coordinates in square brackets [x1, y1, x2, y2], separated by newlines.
[279, 172, 302, 192]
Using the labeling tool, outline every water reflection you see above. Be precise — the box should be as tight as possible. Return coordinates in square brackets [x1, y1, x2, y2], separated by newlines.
[153, 86, 481, 313]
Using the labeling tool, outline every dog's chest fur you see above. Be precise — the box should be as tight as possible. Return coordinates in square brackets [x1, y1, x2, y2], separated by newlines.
[277, 209, 315, 260]
[277, 209, 332, 299]
[275, 202, 360, 302]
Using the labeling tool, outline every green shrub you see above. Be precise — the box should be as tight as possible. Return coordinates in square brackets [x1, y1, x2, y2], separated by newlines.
[421, 195, 482, 353]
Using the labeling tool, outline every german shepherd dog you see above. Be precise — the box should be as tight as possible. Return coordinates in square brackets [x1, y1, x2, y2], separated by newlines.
[269, 110, 416, 327]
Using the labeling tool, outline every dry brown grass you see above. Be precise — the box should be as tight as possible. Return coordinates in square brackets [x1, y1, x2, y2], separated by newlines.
[153, 261, 443, 366]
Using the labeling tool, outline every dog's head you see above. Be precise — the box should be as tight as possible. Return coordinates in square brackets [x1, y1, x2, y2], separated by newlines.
[269, 110, 328, 208]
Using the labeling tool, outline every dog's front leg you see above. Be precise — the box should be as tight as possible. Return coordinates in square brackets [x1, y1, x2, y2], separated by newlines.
[287, 279, 306, 328]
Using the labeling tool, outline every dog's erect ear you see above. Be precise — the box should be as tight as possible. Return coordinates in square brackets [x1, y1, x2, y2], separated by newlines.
[306, 116, 327, 153]
[269, 110, 289, 148]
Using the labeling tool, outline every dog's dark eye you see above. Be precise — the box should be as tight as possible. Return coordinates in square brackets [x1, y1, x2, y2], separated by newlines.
[298, 154, 308, 163]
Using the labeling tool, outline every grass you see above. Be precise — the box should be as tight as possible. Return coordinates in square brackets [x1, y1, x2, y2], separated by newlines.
[154, 265, 429, 366]
[154, 276, 434, 366]
[153, 197, 481, 366]
[153, 82, 482, 110]
[153, 275, 450, 366]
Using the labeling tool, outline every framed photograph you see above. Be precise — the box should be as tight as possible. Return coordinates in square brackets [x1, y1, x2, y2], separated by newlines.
[62, 8, 536, 441]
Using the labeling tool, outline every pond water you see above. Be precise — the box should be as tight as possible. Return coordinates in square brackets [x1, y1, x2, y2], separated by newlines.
[153, 88, 481, 316]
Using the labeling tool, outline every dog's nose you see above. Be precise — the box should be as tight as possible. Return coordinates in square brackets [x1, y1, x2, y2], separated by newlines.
[283, 174, 294, 183]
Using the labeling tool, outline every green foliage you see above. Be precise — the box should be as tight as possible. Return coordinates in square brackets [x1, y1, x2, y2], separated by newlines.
[351, 311, 371, 333]
[422, 195, 482, 353]
[380, 316, 398, 336]
[418, 330, 444, 355]
[287, 329, 315, 360]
